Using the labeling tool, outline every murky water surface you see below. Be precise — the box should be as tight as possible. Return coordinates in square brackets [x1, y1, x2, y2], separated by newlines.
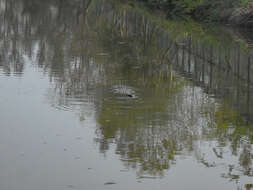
[1, 0, 253, 189]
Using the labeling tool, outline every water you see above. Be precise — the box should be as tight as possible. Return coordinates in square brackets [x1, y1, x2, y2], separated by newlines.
[0, 0, 253, 189]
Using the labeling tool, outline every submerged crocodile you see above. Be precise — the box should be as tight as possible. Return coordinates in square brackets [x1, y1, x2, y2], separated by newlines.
[111, 85, 137, 98]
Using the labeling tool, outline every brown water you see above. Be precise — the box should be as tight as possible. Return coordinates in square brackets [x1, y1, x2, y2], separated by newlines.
[0, 0, 253, 189]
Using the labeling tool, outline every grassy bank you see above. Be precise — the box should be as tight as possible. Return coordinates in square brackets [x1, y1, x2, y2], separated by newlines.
[127, 0, 253, 26]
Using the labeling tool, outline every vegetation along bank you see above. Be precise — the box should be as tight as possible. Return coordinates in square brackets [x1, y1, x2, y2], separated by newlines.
[129, 0, 253, 27]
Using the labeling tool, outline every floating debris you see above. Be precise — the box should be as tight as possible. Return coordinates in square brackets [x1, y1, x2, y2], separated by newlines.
[80, 115, 85, 121]
[104, 182, 116, 185]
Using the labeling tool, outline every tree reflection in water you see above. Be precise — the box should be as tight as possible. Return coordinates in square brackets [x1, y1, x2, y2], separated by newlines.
[0, 0, 253, 185]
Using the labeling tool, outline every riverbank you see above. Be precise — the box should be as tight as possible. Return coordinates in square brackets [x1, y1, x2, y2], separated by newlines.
[128, 0, 253, 28]
[111, 0, 253, 55]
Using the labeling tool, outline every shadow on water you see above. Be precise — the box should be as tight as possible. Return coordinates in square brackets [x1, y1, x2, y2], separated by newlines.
[1, 0, 253, 188]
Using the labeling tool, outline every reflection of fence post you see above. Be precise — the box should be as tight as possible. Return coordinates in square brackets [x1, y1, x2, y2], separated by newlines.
[237, 48, 240, 77]
[202, 45, 205, 83]
[182, 40, 185, 71]
[236, 48, 240, 109]
[195, 40, 201, 81]
[170, 63, 173, 82]
[188, 36, 191, 73]
[176, 44, 179, 68]
[226, 49, 231, 76]
[194, 41, 198, 80]
[247, 56, 251, 123]
[210, 45, 213, 90]
[218, 47, 222, 71]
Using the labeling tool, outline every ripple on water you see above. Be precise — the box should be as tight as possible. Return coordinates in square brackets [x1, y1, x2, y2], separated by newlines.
[46, 88, 96, 113]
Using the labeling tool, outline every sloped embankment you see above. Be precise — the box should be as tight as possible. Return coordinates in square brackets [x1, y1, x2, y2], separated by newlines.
[227, 4, 253, 27]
